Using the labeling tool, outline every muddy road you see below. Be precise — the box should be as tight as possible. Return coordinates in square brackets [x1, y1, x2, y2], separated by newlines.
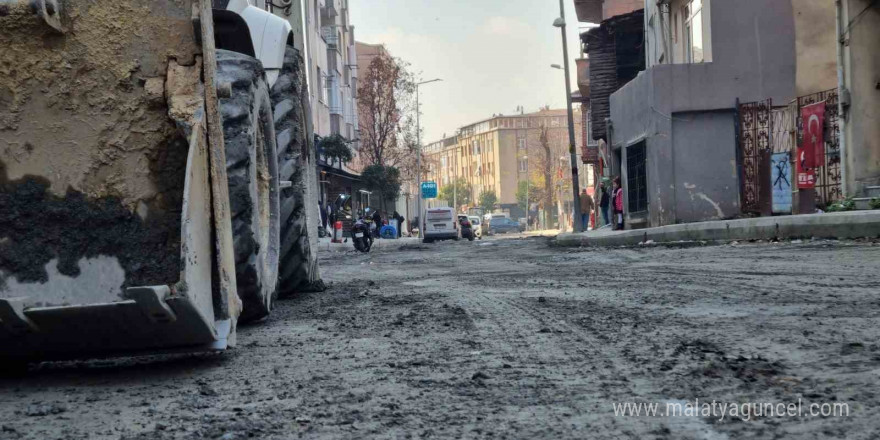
[1, 236, 879, 439]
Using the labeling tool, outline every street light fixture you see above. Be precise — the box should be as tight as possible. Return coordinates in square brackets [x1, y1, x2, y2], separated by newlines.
[550, 64, 563, 70]
[416, 78, 443, 238]
[552, 0, 582, 232]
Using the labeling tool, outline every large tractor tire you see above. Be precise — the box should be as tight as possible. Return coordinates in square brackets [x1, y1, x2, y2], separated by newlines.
[217, 50, 281, 323]
[269, 47, 324, 295]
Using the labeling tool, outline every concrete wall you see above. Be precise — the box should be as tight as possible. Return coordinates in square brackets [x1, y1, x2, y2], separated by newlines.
[791, 0, 838, 96]
[498, 130, 519, 205]
[670, 111, 739, 222]
[843, 0, 880, 193]
[611, 0, 795, 227]
[642, 0, 795, 110]
[603, 0, 643, 20]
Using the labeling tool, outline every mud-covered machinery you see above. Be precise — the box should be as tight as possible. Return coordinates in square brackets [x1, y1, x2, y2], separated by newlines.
[0, 0, 322, 365]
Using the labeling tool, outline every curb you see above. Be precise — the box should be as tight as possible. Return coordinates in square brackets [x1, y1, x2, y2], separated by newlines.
[317, 238, 422, 252]
[554, 211, 880, 247]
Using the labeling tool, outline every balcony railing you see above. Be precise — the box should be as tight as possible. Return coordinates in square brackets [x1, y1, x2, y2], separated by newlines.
[321, 26, 339, 48]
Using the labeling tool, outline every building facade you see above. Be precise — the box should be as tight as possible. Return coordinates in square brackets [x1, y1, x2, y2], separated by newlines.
[424, 108, 587, 221]
[601, 0, 796, 228]
[303, 0, 363, 220]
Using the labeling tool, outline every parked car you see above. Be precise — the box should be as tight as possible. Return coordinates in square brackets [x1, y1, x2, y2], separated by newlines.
[422, 207, 461, 243]
[468, 215, 483, 239]
[458, 215, 476, 241]
[488, 217, 524, 235]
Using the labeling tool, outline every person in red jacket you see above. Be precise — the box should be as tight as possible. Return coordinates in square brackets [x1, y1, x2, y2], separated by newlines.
[612, 177, 624, 230]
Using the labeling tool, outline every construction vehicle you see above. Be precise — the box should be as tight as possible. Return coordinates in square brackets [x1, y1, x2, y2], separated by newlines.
[0, 0, 322, 367]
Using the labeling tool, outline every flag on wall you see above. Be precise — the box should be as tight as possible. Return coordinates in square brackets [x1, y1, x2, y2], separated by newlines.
[797, 102, 825, 189]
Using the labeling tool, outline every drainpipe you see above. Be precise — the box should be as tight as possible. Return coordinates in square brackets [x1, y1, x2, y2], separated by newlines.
[605, 118, 614, 177]
[835, 0, 848, 197]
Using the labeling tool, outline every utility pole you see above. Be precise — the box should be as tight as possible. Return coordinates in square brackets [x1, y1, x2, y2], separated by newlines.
[415, 78, 442, 237]
[554, 0, 582, 232]
[453, 149, 457, 212]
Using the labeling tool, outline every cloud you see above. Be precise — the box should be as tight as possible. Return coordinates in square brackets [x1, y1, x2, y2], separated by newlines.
[482, 16, 532, 36]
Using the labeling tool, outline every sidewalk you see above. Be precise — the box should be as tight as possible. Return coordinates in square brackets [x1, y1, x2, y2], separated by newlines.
[555, 210, 880, 247]
[316, 236, 422, 252]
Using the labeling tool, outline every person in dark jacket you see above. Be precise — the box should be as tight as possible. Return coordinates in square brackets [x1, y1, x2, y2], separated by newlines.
[372, 209, 382, 238]
[598, 181, 610, 227]
[392, 211, 405, 238]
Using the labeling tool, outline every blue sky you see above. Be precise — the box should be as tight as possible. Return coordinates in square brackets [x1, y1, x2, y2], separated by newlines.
[349, 0, 589, 144]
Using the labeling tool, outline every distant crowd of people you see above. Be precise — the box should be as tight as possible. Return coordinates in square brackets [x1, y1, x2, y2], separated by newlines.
[321, 200, 408, 239]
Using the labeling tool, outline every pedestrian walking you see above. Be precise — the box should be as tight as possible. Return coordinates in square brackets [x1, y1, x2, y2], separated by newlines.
[579, 189, 593, 231]
[599, 181, 610, 227]
[612, 177, 624, 230]
[372, 209, 382, 238]
[392, 210, 405, 238]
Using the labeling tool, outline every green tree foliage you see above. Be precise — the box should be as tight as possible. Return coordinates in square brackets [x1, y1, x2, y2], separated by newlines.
[516, 180, 540, 211]
[478, 190, 498, 213]
[362, 165, 402, 213]
[438, 177, 472, 207]
[319, 134, 353, 165]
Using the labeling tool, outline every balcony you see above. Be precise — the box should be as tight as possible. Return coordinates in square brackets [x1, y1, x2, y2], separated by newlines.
[321, 26, 339, 49]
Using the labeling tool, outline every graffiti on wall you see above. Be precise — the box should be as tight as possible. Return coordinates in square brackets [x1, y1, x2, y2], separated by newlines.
[771, 152, 792, 214]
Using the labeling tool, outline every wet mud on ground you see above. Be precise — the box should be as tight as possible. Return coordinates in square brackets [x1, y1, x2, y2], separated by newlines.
[1, 236, 879, 439]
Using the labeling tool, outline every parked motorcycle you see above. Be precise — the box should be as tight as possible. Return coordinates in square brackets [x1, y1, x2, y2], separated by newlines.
[352, 216, 373, 252]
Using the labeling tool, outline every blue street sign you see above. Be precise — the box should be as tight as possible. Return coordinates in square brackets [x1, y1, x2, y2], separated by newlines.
[421, 181, 438, 199]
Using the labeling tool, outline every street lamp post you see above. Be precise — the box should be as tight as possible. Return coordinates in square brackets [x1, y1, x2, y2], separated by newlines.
[553, 1, 582, 233]
[415, 78, 442, 237]
[524, 155, 529, 231]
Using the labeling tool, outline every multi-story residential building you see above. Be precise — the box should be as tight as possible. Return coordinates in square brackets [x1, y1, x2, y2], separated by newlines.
[588, 0, 797, 229]
[303, 0, 362, 214]
[573, 1, 642, 226]
[424, 108, 587, 220]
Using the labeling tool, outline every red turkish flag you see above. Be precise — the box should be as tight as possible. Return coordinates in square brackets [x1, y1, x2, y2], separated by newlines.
[797, 102, 825, 189]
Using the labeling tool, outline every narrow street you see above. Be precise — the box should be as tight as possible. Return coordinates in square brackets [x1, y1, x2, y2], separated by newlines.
[1, 237, 879, 439]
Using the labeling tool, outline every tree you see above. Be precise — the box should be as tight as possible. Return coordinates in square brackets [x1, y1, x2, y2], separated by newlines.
[356, 51, 416, 170]
[478, 190, 498, 213]
[537, 125, 554, 217]
[516, 179, 540, 212]
[361, 164, 401, 213]
[319, 134, 353, 165]
[438, 177, 472, 208]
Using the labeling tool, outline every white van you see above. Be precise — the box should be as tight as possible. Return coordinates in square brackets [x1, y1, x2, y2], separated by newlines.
[422, 207, 460, 243]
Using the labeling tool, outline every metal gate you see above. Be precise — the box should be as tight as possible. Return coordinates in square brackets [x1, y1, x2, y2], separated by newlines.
[797, 89, 842, 205]
[736, 99, 773, 215]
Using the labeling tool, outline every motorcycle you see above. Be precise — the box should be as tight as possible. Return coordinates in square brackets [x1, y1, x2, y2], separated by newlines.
[351, 216, 373, 252]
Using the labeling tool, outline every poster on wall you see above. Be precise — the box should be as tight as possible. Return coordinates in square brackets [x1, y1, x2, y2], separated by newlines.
[796, 101, 825, 189]
[771, 152, 792, 214]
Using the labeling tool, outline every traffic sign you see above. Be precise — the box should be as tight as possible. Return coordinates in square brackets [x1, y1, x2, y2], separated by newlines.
[421, 181, 437, 199]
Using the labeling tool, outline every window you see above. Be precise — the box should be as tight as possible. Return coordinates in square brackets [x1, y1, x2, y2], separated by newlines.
[683, 0, 706, 63]
[519, 158, 528, 172]
[518, 138, 526, 150]
[317, 67, 327, 103]
[626, 142, 648, 213]
[673, 11, 679, 45]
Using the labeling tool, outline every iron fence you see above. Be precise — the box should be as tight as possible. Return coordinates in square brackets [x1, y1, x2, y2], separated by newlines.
[797, 88, 842, 205]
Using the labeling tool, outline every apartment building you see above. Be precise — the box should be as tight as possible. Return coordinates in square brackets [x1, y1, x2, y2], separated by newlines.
[592, 0, 797, 228]
[302, 0, 363, 212]
[424, 108, 586, 217]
